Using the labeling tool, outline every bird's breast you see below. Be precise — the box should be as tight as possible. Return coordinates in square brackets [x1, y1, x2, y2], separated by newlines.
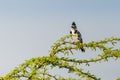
[70, 28, 75, 34]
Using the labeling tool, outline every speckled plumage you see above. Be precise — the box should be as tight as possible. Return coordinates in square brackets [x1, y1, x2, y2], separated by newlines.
[70, 22, 85, 52]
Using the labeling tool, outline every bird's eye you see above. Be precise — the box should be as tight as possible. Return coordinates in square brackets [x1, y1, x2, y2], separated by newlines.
[71, 26, 74, 28]
[72, 26, 76, 29]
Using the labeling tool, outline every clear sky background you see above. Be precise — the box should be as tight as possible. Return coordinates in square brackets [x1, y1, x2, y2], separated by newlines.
[0, 0, 120, 80]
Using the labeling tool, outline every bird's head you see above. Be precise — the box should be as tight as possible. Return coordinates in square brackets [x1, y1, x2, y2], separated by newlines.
[71, 22, 77, 29]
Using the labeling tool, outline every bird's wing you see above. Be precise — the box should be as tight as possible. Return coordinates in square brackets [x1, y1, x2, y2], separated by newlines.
[77, 30, 83, 43]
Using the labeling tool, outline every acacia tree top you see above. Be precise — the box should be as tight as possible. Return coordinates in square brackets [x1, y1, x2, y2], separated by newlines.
[1, 35, 120, 80]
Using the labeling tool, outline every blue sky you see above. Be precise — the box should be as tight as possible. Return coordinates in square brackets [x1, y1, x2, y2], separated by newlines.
[0, 0, 120, 80]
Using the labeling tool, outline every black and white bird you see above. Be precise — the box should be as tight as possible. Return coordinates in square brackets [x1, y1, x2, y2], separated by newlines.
[70, 22, 85, 52]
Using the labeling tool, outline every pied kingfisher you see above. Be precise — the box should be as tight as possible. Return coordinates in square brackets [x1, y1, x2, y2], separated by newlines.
[70, 22, 85, 52]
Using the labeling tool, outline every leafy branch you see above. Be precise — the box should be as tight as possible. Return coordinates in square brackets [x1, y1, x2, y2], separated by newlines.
[0, 35, 120, 80]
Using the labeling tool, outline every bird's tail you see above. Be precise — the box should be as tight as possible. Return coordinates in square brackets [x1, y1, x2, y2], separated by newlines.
[75, 42, 85, 52]
[81, 47, 85, 52]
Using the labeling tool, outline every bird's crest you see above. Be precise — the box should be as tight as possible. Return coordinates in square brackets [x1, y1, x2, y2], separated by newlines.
[72, 22, 76, 26]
